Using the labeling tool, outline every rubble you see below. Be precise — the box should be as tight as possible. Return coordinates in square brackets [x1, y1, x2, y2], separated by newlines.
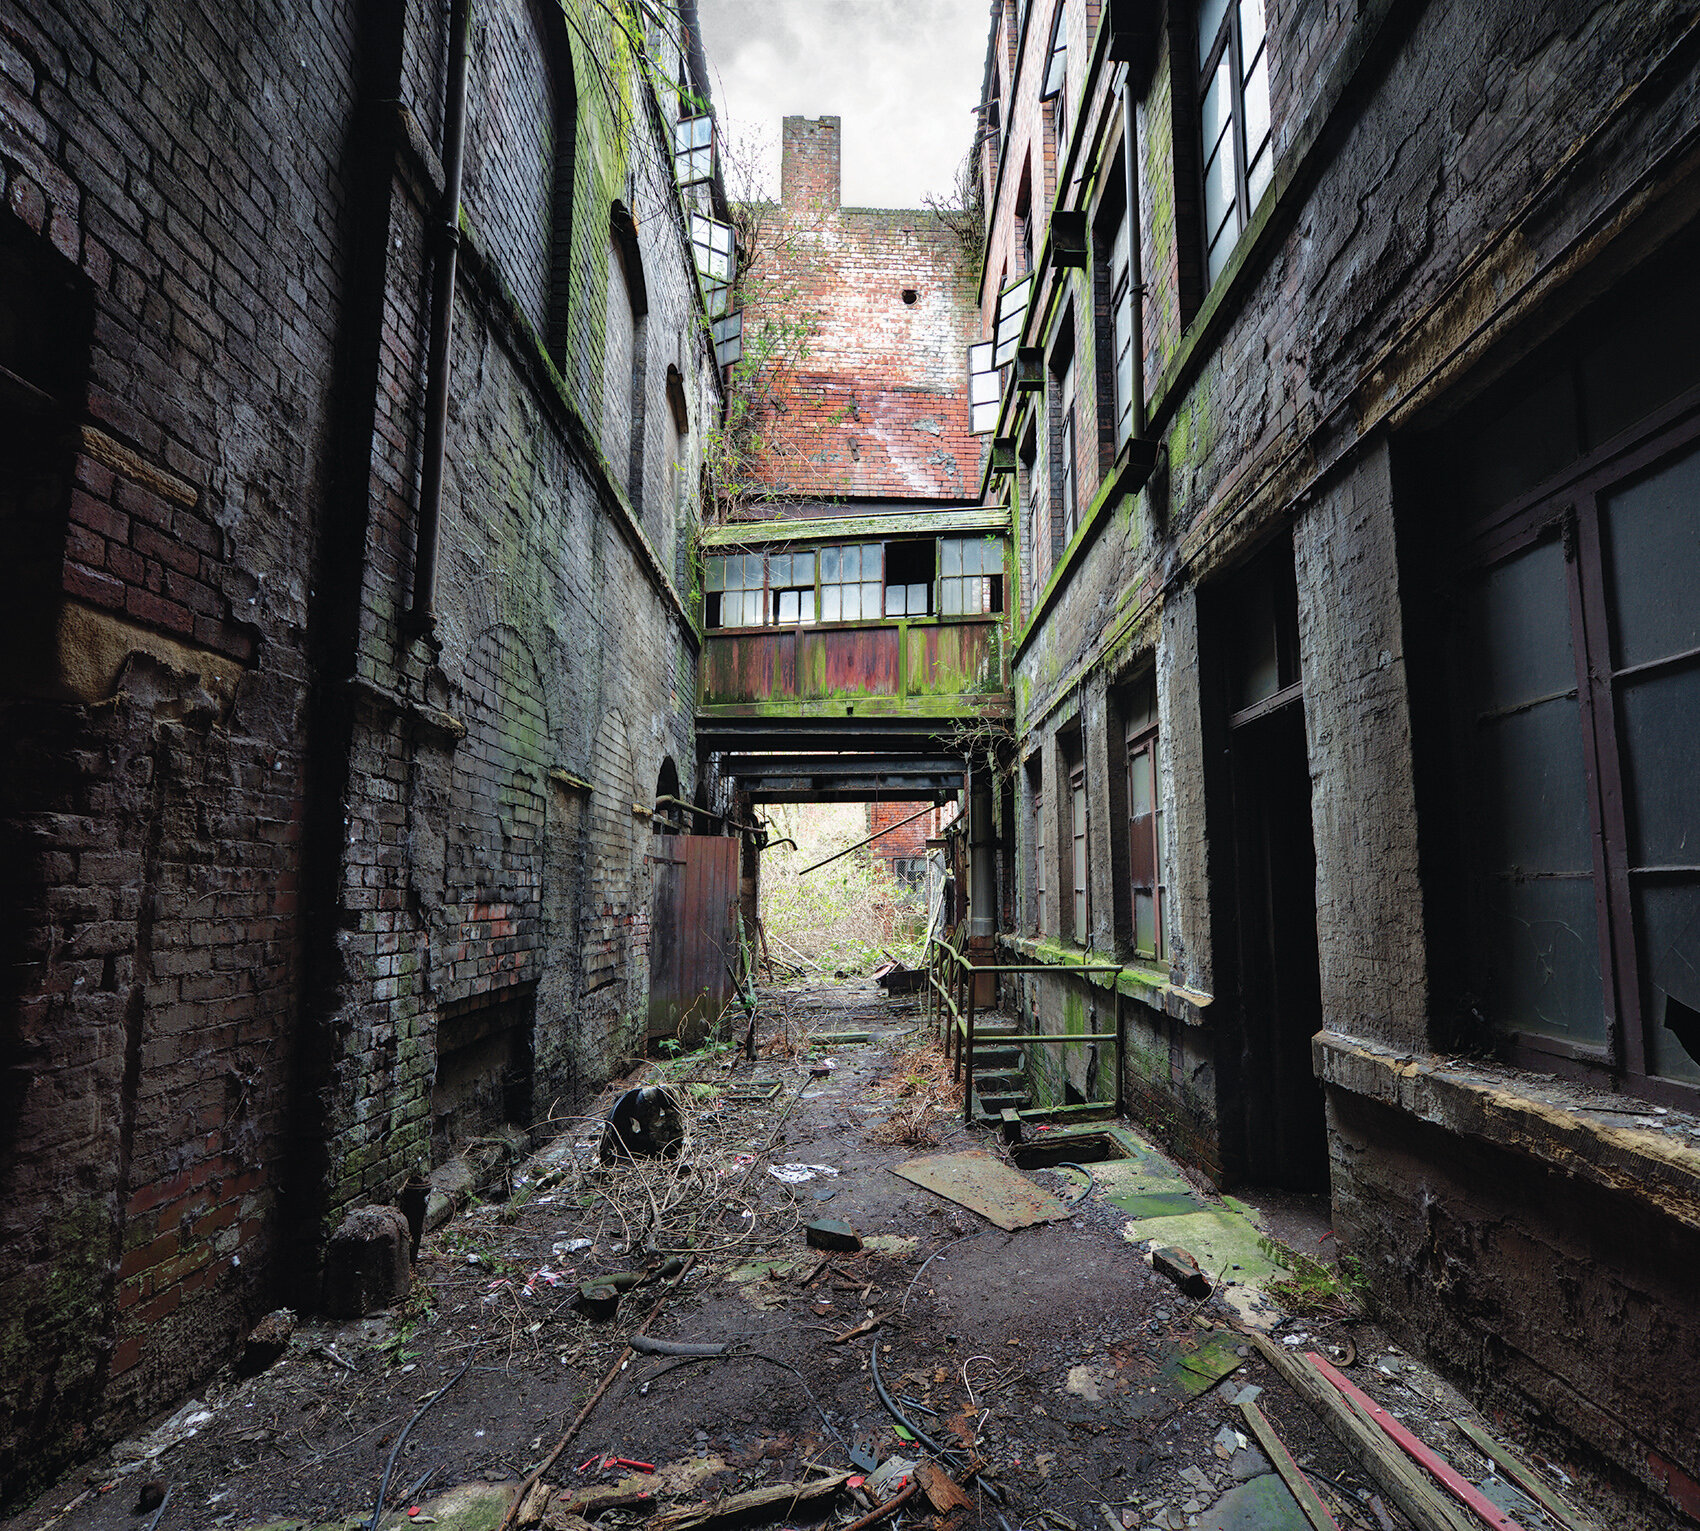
[322, 1206, 412, 1318]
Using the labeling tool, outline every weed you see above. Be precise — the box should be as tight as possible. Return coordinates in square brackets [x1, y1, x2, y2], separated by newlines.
[1259, 1235, 1365, 1319]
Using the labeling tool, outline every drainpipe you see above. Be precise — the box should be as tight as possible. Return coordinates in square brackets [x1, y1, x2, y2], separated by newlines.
[1121, 76, 1148, 437]
[409, 0, 473, 627]
[969, 769, 995, 942]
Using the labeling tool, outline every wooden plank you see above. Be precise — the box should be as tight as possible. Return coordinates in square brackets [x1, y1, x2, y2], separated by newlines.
[1247, 1333, 1476, 1531]
[652, 1473, 850, 1531]
[1237, 1399, 1341, 1531]
[1451, 1418, 1603, 1531]
[1308, 1354, 1527, 1531]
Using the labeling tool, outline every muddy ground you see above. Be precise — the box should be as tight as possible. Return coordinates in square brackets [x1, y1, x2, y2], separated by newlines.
[8, 981, 1628, 1531]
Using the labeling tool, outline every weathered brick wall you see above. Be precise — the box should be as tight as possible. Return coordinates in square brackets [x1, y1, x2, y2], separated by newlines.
[866, 800, 932, 862]
[0, 0, 352, 1500]
[989, 0, 1700, 1511]
[0, 0, 722, 1502]
[739, 117, 984, 502]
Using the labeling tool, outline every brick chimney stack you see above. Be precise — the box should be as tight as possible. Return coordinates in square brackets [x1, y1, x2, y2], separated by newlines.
[780, 115, 841, 209]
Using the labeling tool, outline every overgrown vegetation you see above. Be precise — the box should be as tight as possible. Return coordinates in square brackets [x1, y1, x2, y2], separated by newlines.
[759, 804, 931, 977]
[1260, 1236, 1370, 1318]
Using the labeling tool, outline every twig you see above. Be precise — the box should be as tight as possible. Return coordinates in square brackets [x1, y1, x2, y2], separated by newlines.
[496, 1259, 696, 1531]
[842, 1480, 919, 1531]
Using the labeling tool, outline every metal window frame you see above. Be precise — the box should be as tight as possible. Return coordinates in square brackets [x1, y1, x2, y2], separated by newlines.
[1125, 713, 1165, 962]
[1197, 0, 1257, 283]
[1455, 389, 1700, 1107]
[1069, 761, 1089, 941]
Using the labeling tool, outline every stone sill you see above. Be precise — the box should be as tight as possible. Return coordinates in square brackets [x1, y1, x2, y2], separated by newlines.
[1315, 1033, 1700, 1235]
[996, 934, 1213, 1026]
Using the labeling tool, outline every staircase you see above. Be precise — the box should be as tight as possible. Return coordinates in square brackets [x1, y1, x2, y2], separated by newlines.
[966, 1016, 1030, 1123]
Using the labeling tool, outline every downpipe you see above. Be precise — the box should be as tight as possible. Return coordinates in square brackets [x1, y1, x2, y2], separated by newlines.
[409, 0, 472, 627]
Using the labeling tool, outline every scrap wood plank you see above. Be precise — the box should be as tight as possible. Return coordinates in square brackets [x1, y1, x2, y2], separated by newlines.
[1247, 1333, 1475, 1531]
[1452, 1418, 1603, 1531]
[1308, 1354, 1526, 1531]
[651, 1472, 850, 1531]
[1237, 1399, 1341, 1531]
[913, 1461, 973, 1515]
[889, 1149, 1069, 1230]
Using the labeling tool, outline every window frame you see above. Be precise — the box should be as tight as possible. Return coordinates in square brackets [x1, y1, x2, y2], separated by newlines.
[1125, 692, 1166, 964]
[1069, 760, 1089, 943]
[1041, 1, 1069, 157]
[1197, 0, 1271, 286]
[1034, 781, 1048, 936]
[1452, 386, 1700, 1106]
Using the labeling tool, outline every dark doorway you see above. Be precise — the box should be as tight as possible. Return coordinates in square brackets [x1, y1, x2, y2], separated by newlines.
[1220, 539, 1328, 1190]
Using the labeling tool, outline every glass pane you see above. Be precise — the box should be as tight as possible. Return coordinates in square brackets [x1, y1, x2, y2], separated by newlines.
[1634, 881, 1700, 1083]
[943, 539, 962, 576]
[822, 546, 840, 583]
[1243, 50, 1270, 171]
[841, 544, 859, 581]
[1130, 750, 1154, 815]
[822, 586, 840, 622]
[840, 585, 860, 621]
[706, 556, 725, 593]
[1474, 701, 1593, 872]
[1478, 875, 1606, 1048]
[1204, 139, 1236, 247]
[1134, 891, 1156, 955]
[777, 589, 798, 624]
[886, 585, 907, 617]
[1601, 443, 1700, 671]
[862, 580, 881, 615]
[942, 579, 962, 616]
[1198, 0, 1231, 67]
[1247, 141, 1272, 210]
[863, 543, 883, 578]
[1239, 0, 1266, 66]
[1201, 59, 1232, 163]
[792, 550, 815, 584]
[1208, 220, 1234, 284]
[1474, 538, 1576, 710]
[769, 552, 791, 586]
[907, 583, 927, 614]
[1618, 666, 1700, 866]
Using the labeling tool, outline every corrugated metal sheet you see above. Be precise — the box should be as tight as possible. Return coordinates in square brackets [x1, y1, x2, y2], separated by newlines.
[648, 834, 740, 1042]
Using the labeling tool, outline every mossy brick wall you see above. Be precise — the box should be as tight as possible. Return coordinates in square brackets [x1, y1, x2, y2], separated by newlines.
[986, 0, 1700, 1505]
[307, 0, 716, 1226]
[0, 0, 720, 1502]
[742, 117, 983, 500]
[0, 0, 352, 1502]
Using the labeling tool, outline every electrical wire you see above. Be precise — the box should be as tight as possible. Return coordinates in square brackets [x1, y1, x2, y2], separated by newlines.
[367, 1349, 478, 1531]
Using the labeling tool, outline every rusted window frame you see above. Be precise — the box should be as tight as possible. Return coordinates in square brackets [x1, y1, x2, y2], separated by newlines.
[1125, 712, 1165, 963]
[1457, 387, 1700, 1107]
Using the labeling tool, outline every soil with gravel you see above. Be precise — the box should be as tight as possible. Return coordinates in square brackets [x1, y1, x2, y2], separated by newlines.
[5, 980, 1629, 1531]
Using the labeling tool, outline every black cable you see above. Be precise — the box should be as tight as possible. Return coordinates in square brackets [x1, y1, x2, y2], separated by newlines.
[869, 1340, 1003, 1504]
[367, 1349, 477, 1531]
[1045, 1161, 1095, 1207]
[634, 1349, 853, 1461]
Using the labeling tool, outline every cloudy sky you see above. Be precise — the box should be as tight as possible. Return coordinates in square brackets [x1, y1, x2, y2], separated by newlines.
[694, 1, 990, 209]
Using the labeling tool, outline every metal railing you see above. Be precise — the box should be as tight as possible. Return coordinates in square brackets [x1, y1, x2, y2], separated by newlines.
[923, 933, 1128, 1125]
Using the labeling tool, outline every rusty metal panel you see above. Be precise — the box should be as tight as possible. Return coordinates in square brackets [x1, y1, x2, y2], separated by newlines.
[904, 619, 1002, 696]
[702, 632, 798, 704]
[889, 1148, 1069, 1229]
[648, 834, 740, 1042]
[798, 625, 902, 700]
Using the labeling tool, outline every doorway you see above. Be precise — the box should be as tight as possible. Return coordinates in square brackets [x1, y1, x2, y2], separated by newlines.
[1220, 539, 1328, 1190]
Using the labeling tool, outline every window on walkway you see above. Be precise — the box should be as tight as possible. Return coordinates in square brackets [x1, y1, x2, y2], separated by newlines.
[704, 552, 763, 628]
[820, 542, 883, 621]
[1198, 0, 1271, 285]
[940, 537, 1004, 615]
[768, 549, 817, 625]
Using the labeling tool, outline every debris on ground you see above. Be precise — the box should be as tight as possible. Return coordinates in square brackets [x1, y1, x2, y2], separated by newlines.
[11, 980, 1629, 1531]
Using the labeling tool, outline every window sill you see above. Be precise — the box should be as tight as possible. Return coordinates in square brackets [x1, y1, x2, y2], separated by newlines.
[1315, 1033, 1700, 1234]
[998, 933, 1213, 1025]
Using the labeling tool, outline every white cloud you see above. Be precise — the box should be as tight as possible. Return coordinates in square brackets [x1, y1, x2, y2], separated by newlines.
[695, 0, 989, 208]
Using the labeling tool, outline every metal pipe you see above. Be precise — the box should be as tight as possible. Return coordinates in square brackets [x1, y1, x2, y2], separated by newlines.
[968, 773, 995, 939]
[796, 801, 936, 876]
[409, 0, 473, 626]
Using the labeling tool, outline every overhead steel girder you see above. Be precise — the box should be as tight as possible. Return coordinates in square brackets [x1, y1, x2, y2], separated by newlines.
[722, 754, 964, 780]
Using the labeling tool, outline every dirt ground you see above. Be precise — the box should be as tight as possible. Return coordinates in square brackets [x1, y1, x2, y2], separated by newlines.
[8, 980, 1630, 1531]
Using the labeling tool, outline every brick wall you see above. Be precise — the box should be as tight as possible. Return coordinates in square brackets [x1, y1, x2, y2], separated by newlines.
[0, 0, 722, 1501]
[738, 117, 984, 502]
[865, 800, 936, 862]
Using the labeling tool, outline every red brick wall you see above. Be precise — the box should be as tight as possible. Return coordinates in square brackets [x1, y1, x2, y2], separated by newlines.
[739, 117, 984, 501]
[866, 801, 954, 863]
